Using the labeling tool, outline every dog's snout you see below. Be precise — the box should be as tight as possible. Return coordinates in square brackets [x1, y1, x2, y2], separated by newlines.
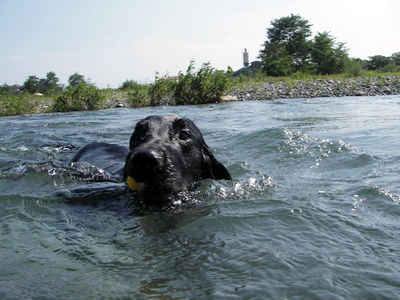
[129, 150, 160, 170]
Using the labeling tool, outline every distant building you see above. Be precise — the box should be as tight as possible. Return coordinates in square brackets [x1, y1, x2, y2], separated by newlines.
[243, 48, 249, 67]
[10, 84, 24, 94]
[156, 75, 179, 82]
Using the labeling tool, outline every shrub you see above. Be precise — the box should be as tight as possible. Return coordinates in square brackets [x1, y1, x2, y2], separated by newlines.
[127, 84, 151, 107]
[149, 78, 176, 106]
[0, 93, 51, 116]
[52, 83, 104, 112]
[174, 61, 231, 105]
[345, 60, 365, 77]
[0, 94, 34, 116]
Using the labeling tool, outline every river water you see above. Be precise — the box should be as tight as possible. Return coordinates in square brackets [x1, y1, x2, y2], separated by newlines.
[1, 96, 400, 299]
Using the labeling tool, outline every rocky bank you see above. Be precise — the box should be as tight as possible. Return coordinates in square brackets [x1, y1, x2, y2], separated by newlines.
[223, 76, 400, 102]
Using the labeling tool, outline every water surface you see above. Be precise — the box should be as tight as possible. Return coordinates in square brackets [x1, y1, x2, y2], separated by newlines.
[1, 96, 400, 299]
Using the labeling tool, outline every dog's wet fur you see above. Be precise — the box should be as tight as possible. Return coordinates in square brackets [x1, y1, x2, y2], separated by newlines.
[71, 115, 231, 206]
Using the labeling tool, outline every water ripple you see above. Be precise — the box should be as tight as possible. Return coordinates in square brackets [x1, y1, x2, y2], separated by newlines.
[1, 96, 400, 298]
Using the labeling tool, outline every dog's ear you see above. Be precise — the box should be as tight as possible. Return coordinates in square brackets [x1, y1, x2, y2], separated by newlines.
[201, 145, 231, 180]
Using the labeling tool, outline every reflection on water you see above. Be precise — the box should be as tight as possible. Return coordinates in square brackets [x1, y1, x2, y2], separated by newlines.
[1, 96, 400, 298]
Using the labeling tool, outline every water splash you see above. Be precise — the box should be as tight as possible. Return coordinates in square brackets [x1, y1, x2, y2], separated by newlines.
[0, 145, 31, 153]
[281, 128, 355, 169]
[208, 175, 278, 200]
[0, 160, 117, 182]
[39, 144, 78, 154]
[377, 187, 400, 203]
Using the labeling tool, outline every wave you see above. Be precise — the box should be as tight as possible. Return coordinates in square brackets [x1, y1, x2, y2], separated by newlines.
[223, 127, 366, 172]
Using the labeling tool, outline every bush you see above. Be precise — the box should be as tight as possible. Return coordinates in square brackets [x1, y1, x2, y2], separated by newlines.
[149, 78, 176, 106]
[127, 84, 151, 107]
[53, 83, 104, 112]
[0, 94, 34, 116]
[345, 60, 365, 77]
[174, 61, 231, 105]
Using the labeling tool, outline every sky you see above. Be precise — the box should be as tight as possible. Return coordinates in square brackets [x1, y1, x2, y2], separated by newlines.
[1, 0, 399, 88]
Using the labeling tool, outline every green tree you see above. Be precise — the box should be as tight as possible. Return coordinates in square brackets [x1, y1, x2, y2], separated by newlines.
[367, 55, 392, 70]
[0, 83, 11, 95]
[23, 72, 62, 94]
[391, 52, 400, 66]
[119, 79, 141, 90]
[311, 32, 349, 74]
[43, 71, 62, 94]
[259, 14, 312, 75]
[23, 75, 40, 93]
[259, 42, 292, 76]
[68, 73, 86, 87]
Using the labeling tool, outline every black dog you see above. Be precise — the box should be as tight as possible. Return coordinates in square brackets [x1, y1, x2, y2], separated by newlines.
[71, 115, 231, 205]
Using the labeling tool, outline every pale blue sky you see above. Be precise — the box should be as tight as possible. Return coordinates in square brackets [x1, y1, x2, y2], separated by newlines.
[1, 0, 399, 88]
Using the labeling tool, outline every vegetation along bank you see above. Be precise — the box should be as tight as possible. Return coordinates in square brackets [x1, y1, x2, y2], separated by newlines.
[2, 73, 400, 117]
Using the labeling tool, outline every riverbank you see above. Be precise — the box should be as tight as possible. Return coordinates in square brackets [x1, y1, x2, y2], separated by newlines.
[1, 75, 400, 116]
[103, 75, 400, 108]
[223, 76, 400, 101]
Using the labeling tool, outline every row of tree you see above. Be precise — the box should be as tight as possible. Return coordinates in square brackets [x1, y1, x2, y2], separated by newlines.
[258, 14, 400, 76]
[0, 72, 89, 95]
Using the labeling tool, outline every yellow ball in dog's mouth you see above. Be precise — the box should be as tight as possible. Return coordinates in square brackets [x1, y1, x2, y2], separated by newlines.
[126, 176, 142, 191]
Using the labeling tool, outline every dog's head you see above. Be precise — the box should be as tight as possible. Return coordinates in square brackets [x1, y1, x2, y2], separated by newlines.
[123, 115, 231, 205]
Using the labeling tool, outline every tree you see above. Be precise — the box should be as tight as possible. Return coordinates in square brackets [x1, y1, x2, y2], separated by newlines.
[259, 42, 293, 76]
[391, 52, 400, 66]
[68, 73, 86, 87]
[22, 72, 62, 94]
[120, 79, 141, 90]
[0, 83, 11, 95]
[23, 75, 40, 93]
[259, 14, 312, 75]
[45, 71, 60, 88]
[367, 55, 392, 71]
[311, 32, 349, 74]
[42, 71, 62, 94]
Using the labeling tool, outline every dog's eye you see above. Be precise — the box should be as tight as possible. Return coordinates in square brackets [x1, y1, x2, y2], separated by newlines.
[130, 131, 148, 148]
[179, 130, 191, 141]
[130, 134, 142, 148]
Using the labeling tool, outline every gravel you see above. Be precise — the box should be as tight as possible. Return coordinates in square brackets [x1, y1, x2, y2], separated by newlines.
[225, 76, 400, 101]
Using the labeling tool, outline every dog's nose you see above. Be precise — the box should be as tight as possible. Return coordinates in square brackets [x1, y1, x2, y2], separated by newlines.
[129, 150, 160, 172]
[125, 150, 160, 191]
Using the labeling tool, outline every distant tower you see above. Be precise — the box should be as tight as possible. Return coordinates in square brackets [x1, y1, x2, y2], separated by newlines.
[243, 48, 249, 67]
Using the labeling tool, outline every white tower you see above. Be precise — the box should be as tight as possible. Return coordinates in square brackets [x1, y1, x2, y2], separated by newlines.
[243, 48, 249, 67]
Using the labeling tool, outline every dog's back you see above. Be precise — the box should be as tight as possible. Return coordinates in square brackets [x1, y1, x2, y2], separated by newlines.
[71, 142, 129, 176]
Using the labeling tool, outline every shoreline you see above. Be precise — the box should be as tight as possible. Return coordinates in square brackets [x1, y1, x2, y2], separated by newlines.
[103, 76, 400, 109]
[2, 76, 400, 116]
[223, 76, 400, 102]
